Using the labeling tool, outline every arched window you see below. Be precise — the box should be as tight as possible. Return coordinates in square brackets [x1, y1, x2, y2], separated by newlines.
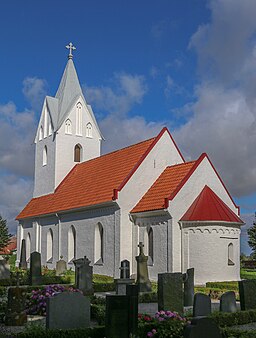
[68, 225, 76, 262]
[43, 146, 47, 166]
[26, 233, 31, 262]
[86, 123, 93, 138]
[94, 223, 103, 264]
[228, 243, 234, 265]
[65, 119, 72, 134]
[39, 126, 43, 141]
[46, 229, 53, 262]
[148, 227, 154, 263]
[48, 122, 53, 136]
[74, 144, 82, 162]
[76, 103, 82, 135]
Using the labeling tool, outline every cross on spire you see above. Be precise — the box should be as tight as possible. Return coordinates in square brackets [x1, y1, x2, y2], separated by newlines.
[66, 42, 76, 59]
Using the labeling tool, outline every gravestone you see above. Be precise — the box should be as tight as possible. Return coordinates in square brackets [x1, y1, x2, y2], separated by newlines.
[158, 272, 183, 313]
[135, 242, 151, 292]
[105, 295, 130, 338]
[193, 293, 211, 317]
[73, 256, 93, 295]
[19, 239, 27, 270]
[56, 256, 67, 276]
[5, 286, 27, 326]
[115, 260, 135, 295]
[0, 255, 10, 279]
[220, 291, 237, 313]
[183, 268, 194, 306]
[46, 291, 90, 329]
[184, 317, 222, 338]
[126, 284, 139, 337]
[239, 279, 256, 310]
[29, 251, 42, 285]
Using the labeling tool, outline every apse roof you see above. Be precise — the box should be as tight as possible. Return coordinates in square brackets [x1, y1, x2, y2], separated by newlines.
[180, 185, 243, 223]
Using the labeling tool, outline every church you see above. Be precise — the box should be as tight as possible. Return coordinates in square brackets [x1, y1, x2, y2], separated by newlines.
[16, 45, 244, 285]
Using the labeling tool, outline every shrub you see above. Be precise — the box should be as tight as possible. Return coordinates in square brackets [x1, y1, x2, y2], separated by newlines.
[210, 309, 256, 327]
[91, 304, 105, 325]
[26, 284, 82, 316]
[206, 281, 239, 291]
[139, 292, 158, 303]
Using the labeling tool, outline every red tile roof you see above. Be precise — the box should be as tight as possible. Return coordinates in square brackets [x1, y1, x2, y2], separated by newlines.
[17, 137, 157, 219]
[131, 161, 196, 213]
[0, 236, 17, 255]
[180, 185, 243, 223]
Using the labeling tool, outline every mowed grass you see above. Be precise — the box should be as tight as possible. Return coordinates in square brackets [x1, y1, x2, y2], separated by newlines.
[241, 268, 256, 280]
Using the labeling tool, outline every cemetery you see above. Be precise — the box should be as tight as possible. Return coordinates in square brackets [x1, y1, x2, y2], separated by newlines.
[1, 245, 256, 337]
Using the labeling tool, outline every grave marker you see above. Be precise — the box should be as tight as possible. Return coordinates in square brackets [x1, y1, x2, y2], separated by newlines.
[158, 272, 183, 313]
[0, 255, 10, 280]
[5, 286, 27, 326]
[56, 256, 67, 276]
[29, 251, 42, 285]
[73, 256, 93, 295]
[239, 279, 256, 310]
[183, 268, 194, 307]
[19, 239, 27, 270]
[135, 242, 151, 292]
[184, 317, 222, 338]
[193, 293, 211, 317]
[220, 291, 237, 313]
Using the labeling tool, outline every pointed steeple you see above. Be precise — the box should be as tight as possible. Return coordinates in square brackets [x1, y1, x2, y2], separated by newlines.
[55, 57, 84, 128]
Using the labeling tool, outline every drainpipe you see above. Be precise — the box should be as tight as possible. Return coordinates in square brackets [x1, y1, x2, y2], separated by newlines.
[56, 213, 61, 259]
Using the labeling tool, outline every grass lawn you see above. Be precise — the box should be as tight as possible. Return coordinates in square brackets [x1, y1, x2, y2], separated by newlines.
[241, 268, 256, 279]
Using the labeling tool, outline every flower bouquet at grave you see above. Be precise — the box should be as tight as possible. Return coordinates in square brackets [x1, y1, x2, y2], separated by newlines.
[26, 284, 82, 316]
[139, 310, 189, 338]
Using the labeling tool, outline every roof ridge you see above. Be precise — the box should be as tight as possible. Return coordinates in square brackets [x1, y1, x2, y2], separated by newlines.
[166, 160, 196, 169]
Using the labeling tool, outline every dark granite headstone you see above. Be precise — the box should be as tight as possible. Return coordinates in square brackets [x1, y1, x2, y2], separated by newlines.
[19, 239, 27, 270]
[73, 256, 93, 295]
[46, 292, 90, 329]
[239, 279, 256, 310]
[184, 317, 222, 338]
[193, 293, 211, 317]
[183, 268, 194, 306]
[105, 295, 130, 338]
[120, 260, 130, 279]
[158, 272, 183, 313]
[220, 291, 237, 313]
[135, 242, 151, 292]
[56, 257, 67, 276]
[126, 284, 139, 337]
[29, 251, 42, 285]
[5, 287, 27, 326]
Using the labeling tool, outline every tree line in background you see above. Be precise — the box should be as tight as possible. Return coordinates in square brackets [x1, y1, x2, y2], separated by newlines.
[0, 215, 11, 252]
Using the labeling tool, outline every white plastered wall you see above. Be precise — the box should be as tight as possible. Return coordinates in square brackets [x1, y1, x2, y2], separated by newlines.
[168, 156, 242, 283]
[55, 96, 101, 188]
[118, 130, 184, 274]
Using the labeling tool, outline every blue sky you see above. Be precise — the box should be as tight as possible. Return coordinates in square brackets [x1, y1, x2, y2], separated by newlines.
[0, 1, 255, 254]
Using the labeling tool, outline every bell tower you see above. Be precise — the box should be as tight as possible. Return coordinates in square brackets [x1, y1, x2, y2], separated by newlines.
[33, 43, 104, 197]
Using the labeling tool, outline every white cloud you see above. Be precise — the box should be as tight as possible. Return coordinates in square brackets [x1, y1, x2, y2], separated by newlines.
[84, 73, 147, 117]
[175, 0, 256, 198]
[22, 77, 47, 112]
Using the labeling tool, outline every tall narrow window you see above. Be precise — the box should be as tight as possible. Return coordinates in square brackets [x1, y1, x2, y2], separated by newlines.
[65, 119, 72, 134]
[68, 225, 76, 262]
[26, 233, 31, 261]
[94, 223, 103, 264]
[48, 121, 53, 136]
[46, 229, 53, 262]
[74, 144, 82, 162]
[39, 126, 43, 141]
[76, 103, 82, 135]
[43, 146, 47, 166]
[228, 243, 234, 265]
[148, 228, 153, 263]
[44, 110, 48, 138]
[86, 123, 92, 138]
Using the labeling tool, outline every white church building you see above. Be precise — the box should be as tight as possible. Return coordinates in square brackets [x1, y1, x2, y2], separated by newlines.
[16, 45, 244, 285]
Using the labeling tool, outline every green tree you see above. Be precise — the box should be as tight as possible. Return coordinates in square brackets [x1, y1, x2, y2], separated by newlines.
[248, 212, 256, 259]
[0, 215, 11, 252]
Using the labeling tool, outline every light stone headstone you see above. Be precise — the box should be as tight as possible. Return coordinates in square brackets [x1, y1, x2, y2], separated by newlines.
[135, 242, 151, 292]
[56, 257, 67, 276]
[0, 255, 10, 280]
[19, 239, 27, 270]
[46, 291, 90, 329]
[73, 256, 93, 295]
[220, 291, 237, 313]
[5, 286, 27, 326]
[193, 293, 211, 317]
[158, 272, 183, 313]
[183, 268, 194, 307]
[105, 295, 130, 338]
[239, 279, 256, 310]
[184, 317, 222, 338]
[29, 251, 42, 285]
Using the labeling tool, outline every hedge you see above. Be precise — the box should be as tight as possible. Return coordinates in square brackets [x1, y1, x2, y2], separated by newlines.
[222, 328, 256, 338]
[211, 309, 256, 327]
[206, 281, 239, 291]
